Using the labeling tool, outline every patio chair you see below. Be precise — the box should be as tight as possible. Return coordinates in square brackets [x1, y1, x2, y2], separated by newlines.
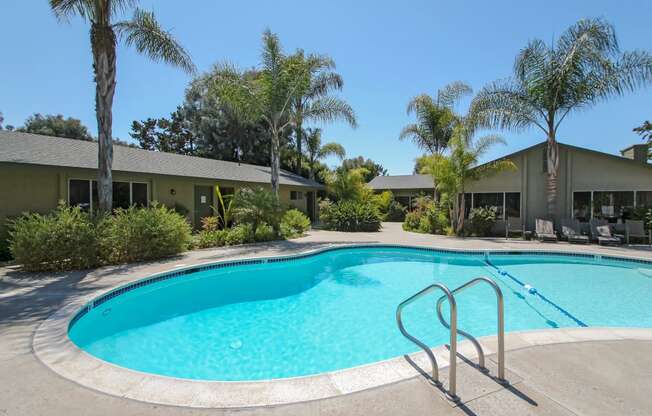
[535, 219, 557, 242]
[590, 220, 621, 245]
[505, 217, 523, 239]
[560, 218, 589, 244]
[625, 220, 651, 245]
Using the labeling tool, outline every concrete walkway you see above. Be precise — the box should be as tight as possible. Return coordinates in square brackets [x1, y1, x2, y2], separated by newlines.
[1, 223, 652, 415]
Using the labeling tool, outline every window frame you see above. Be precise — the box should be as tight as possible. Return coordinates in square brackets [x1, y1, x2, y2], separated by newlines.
[571, 189, 649, 221]
[463, 191, 522, 220]
[68, 179, 150, 211]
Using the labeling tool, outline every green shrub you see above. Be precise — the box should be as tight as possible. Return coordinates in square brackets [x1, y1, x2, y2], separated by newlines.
[232, 187, 282, 231]
[101, 203, 192, 263]
[385, 200, 407, 222]
[403, 211, 421, 231]
[196, 229, 228, 248]
[201, 216, 220, 232]
[254, 223, 277, 242]
[403, 201, 448, 234]
[280, 209, 311, 238]
[9, 204, 100, 271]
[320, 200, 381, 232]
[226, 224, 254, 245]
[468, 206, 497, 237]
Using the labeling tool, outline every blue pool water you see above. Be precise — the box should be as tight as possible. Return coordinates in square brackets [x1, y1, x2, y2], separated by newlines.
[68, 247, 652, 381]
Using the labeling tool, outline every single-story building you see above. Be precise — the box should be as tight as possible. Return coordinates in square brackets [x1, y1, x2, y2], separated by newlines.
[368, 174, 435, 208]
[369, 141, 652, 230]
[0, 131, 323, 228]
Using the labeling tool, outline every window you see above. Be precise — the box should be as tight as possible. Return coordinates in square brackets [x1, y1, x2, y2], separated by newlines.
[505, 193, 521, 219]
[573, 192, 591, 222]
[637, 191, 652, 209]
[290, 191, 303, 201]
[69, 179, 91, 210]
[68, 179, 148, 211]
[474, 193, 504, 219]
[395, 196, 410, 210]
[113, 182, 131, 209]
[593, 191, 634, 221]
[132, 183, 149, 207]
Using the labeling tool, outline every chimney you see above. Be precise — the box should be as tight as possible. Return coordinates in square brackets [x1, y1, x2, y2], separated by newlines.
[620, 144, 649, 164]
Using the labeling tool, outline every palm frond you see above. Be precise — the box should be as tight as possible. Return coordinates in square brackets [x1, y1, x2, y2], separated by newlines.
[469, 79, 546, 133]
[437, 81, 473, 107]
[310, 72, 344, 97]
[303, 96, 357, 128]
[51, 0, 137, 22]
[114, 9, 195, 74]
[318, 142, 346, 160]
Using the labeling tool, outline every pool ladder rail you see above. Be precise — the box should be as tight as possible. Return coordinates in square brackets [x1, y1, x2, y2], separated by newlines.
[395, 276, 506, 402]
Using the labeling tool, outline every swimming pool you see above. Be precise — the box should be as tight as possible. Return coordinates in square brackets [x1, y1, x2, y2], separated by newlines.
[68, 246, 652, 381]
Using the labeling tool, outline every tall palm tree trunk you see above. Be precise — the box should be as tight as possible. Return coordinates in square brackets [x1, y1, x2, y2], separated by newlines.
[270, 130, 280, 196]
[546, 133, 559, 219]
[295, 112, 303, 174]
[92, 24, 117, 212]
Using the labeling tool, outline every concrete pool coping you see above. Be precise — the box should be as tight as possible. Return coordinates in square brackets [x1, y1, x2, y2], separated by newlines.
[32, 243, 652, 409]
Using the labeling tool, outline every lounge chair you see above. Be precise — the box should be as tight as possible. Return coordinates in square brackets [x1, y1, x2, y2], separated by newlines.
[625, 220, 651, 245]
[535, 219, 557, 242]
[505, 217, 523, 239]
[560, 218, 589, 244]
[590, 219, 621, 245]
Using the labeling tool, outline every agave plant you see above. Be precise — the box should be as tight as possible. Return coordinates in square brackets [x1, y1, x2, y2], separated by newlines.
[49, 0, 195, 212]
[471, 18, 652, 217]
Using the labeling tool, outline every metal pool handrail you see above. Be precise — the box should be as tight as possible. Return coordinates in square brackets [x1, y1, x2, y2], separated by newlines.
[396, 283, 458, 400]
[435, 276, 505, 381]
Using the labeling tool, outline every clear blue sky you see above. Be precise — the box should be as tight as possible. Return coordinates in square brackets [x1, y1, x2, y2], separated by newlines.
[2, 0, 651, 174]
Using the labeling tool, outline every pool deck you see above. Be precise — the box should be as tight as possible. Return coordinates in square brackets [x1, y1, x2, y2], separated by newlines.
[2, 222, 652, 415]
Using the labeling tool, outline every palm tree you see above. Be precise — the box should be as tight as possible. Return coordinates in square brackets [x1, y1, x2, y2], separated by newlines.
[49, 1, 195, 212]
[288, 51, 357, 174]
[399, 81, 472, 154]
[471, 18, 652, 218]
[421, 125, 515, 234]
[304, 128, 346, 180]
[212, 30, 354, 195]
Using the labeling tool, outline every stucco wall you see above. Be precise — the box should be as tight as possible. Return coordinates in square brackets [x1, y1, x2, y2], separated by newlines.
[464, 143, 652, 230]
[0, 163, 317, 228]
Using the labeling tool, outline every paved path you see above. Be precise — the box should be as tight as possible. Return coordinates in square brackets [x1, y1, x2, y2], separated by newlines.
[1, 223, 652, 415]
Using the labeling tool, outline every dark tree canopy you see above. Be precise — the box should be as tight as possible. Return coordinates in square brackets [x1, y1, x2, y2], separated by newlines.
[130, 66, 296, 170]
[16, 113, 92, 140]
[634, 120, 652, 141]
[337, 156, 388, 182]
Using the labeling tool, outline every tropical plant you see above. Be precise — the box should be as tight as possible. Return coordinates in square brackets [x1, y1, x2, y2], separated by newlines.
[319, 199, 381, 232]
[49, 1, 195, 212]
[288, 51, 357, 173]
[325, 167, 372, 202]
[212, 30, 351, 195]
[420, 125, 515, 234]
[399, 81, 472, 154]
[211, 185, 234, 229]
[468, 206, 498, 237]
[304, 128, 346, 180]
[471, 18, 652, 217]
[231, 187, 282, 232]
[280, 209, 311, 238]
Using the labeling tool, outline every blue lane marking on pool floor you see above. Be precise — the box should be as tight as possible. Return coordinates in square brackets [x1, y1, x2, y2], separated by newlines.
[484, 259, 589, 328]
